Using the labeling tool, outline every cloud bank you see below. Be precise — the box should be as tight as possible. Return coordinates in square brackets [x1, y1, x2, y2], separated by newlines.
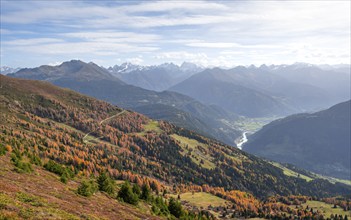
[1, 1, 350, 67]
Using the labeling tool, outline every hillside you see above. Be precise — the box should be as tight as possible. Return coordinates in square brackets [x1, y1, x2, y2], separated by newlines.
[1, 75, 351, 219]
[9, 60, 241, 146]
[0, 156, 160, 219]
[243, 100, 351, 179]
[1, 75, 350, 197]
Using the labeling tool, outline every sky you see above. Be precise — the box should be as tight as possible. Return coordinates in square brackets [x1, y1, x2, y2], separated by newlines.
[1, 0, 350, 68]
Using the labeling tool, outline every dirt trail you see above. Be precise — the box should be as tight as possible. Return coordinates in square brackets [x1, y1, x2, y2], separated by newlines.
[83, 110, 126, 142]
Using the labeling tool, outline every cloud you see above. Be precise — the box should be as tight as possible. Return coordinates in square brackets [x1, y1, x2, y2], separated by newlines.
[0, 29, 35, 35]
[4, 40, 159, 56]
[186, 42, 241, 49]
[4, 38, 64, 46]
[63, 31, 161, 43]
[122, 1, 230, 13]
[155, 51, 208, 61]
[126, 57, 144, 65]
[1, 1, 350, 67]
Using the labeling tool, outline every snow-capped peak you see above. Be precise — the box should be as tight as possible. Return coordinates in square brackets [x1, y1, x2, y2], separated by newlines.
[0, 66, 21, 75]
[108, 62, 146, 74]
[180, 62, 203, 73]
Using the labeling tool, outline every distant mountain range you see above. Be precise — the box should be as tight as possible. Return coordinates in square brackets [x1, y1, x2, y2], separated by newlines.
[107, 62, 203, 91]
[8, 60, 241, 146]
[0, 66, 21, 75]
[169, 64, 350, 117]
[243, 100, 351, 179]
[170, 68, 294, 117]
[266, 63, 350, 102]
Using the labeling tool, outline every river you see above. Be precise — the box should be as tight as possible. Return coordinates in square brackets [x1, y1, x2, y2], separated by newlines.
[236, 132, 248, 150]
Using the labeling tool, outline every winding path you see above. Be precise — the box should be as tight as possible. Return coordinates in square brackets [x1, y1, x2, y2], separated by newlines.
[83, 110, 127, 143]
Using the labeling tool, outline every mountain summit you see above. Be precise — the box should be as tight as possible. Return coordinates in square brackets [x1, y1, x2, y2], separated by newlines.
[13, 60, 117, 82]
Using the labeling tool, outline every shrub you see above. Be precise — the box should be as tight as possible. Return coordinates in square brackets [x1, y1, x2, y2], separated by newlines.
[11, 152, 33, 173]
[151, 196, 170, 216]
[168, 197, 183, 218]
[97, 172, 115, 195]
[29, 154, 42, 166]
[44, 160, 74, 183]
[140, 183, 151, 201]
[132, 184, 141, 196]
[77, 180, 98, 197]
[117, 181, 139, 205]
[0, 144, 6, 156]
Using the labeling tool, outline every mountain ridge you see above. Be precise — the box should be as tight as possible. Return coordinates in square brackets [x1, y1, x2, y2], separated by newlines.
[8, 60, 242, 146]
[108, 62, 203, 91]
[169, 68, 295, 117]
[243, 100, 351, 179]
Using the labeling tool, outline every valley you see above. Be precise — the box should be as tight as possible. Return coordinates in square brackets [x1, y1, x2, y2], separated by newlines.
[1, 1, 350, 219]
[1, 75, 350, 219]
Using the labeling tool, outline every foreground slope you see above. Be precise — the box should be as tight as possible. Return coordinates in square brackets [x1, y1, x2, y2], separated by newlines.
[0, 156, 159, 219]
[244, 100, 351, 179]
[1, 75, 350, 199]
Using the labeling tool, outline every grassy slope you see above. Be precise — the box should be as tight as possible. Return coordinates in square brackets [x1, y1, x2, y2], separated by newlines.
[135, 120, 162, 136]
[170, 192, 228, 219]
[302, 201, 350, 218]
[175, 192, 227, 208]
[269, 161, 351, 186]
[171, 134, 216, 169]
[290, 201, 351, 219]
[269, 161, 313, 182]
[0, 155, 160, 220]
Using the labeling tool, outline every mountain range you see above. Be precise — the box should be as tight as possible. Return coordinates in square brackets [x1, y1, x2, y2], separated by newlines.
[243, 100, 351, 179]
[0, 66, 21, 75]
[107, 62, 203, 92]
[267, 63, 350, 103]
[8, 60, 241, 146]
[169, 67, 294, 117]
[6, 60, 350, 146]
[169, 64, 350, 117]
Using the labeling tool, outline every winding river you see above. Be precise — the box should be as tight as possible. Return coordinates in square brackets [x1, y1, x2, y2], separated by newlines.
[236, 132, 248, 150]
